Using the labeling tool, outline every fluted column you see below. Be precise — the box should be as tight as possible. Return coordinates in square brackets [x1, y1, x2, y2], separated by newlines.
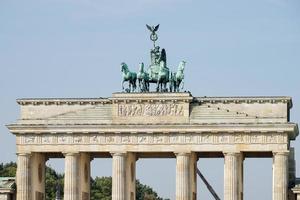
[16, 153, 31, 200]
[31, 153, 46, 200]
[78, 153, 91, 200]
[112, 152, 126, 200]
[190, 153, 198, 200]
[273, 151, 289, 200]
[64, 153, 79, 200]
[176, 153, 190, 200]
[237, 153, 244, 200]
[126, 153, 136, 200]
[224, 152, 242, 200]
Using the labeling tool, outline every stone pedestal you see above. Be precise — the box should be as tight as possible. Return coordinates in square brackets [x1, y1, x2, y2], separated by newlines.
[224, 152, 243, 200]
[16, 153, 31, 200]
[273, 152, 289, 200]
[176, 153, 190, 200]
[64, 153, 79, 200]
[112, 153, 126, 200]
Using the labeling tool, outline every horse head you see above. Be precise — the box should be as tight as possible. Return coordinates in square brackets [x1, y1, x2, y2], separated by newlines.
[121, 62, 128, 73]
[178, 61, 186, 72]
[138, 62, 144, 72]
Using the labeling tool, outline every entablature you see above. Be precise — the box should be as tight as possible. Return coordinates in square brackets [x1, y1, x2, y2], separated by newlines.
[7, 123, 298, 139]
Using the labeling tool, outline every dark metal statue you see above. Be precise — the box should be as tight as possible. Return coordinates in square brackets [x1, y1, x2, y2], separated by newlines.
[121, 62, 137, 93]
[146, 24, 160, 47]
[120, 24, 185, 93]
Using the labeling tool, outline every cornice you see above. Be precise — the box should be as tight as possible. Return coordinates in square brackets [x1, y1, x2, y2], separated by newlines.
[110, 92, 193, 103]
[194, 96, 292, 108]
[17, 98, 111, 106]
[16, 95, 293, 108]
[6, 123, 298, 139]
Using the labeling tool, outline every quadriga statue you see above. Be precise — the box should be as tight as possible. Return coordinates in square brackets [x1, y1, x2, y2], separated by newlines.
[120, 24, 185, 93]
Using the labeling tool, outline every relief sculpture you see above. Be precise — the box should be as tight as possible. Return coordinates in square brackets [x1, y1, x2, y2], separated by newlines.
[118, 103, 184, 117]
[21, 133, 287, 146]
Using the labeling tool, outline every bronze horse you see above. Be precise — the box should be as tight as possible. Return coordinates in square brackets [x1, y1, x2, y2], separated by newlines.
[121, 62, 137, 92]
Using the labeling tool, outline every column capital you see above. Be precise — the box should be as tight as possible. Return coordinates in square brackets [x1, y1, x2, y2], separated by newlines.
[273, 151, 289, 156]
[110, 152, 127, 157]
[223, 151, 242, 157]
[63, 152, 79, 157]
[174, 152, 191, 157]
[16, 152, 31, 157]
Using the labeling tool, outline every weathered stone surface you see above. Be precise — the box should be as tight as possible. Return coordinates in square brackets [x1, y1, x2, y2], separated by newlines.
[6, 92, 299, 200]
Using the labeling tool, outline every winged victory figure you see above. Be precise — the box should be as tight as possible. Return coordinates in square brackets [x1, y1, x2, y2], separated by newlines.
[146, 24, 160, 35]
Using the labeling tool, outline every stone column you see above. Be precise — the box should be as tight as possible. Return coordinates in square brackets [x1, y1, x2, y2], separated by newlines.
[288, 148, 296, 200]
[273, 151, 289, 200]
[176, 153, 190, 200]
[78, 153, 91, 200]
[30, 153, 46, 200]
[126, 153, 136, 200]
[64, 153, 79, 200]
[189, 153, 198, 200]
[224, 152, 243, 200]
[16, 153, 31, 200]
[112, 152, 126, 200]
[237, 153, 244, 200]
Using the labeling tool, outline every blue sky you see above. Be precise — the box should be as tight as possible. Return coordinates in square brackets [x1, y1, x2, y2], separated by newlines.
[0, 0, 299, 199]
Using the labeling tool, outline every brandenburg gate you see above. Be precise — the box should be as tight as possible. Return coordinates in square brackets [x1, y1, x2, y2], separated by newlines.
[6, 93, 299, 200]
[6, 25, 299, 200]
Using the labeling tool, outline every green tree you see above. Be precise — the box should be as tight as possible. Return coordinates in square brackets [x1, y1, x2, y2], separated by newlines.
[91, 177, 165, 200]
[136, 179, 162, 200]
[91, 176, 112, 200]
[45, 166, 64, 200]
[0, 162, 17, 177]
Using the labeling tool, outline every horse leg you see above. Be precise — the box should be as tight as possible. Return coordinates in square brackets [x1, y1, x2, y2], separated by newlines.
[138, 79, 141, 92]
[122, 80, 125, 91]
[146, 81, 149, 92]
[165, 82, 167, 92]
[134, 78, 137, 92]
[142, 79, 145, 92]
[131, 77, 136, 92]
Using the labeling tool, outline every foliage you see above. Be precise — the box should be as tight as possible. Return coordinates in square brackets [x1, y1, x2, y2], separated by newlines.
[91, 177, 167, 200]
[91, 176, 112, 200]
[0, 162, 17, 177]
[136, 179, 163, 200]
[45, 166, 64, 200]
[0, 162, 169, 200]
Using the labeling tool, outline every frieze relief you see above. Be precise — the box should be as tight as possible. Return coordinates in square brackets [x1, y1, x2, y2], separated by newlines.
[18, 133, 288, 145]
[118, 103, 184, 117]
